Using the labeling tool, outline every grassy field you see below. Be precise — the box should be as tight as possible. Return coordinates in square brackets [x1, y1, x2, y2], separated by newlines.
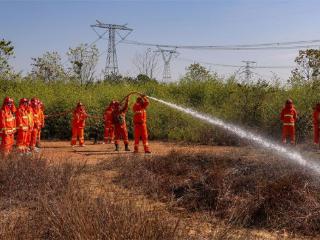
[1, 141, 319, 239]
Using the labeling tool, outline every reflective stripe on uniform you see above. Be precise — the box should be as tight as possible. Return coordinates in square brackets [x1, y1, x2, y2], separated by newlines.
[283, 123, 294, 126]
[284, 114, 293, 117]
[135, 110, 146, 114]
[6, 117, 15, 122]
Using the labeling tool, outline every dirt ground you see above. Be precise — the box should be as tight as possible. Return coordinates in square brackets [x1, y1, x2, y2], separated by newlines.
[41, 140, 240, 164]
[38, 141, 318, 239]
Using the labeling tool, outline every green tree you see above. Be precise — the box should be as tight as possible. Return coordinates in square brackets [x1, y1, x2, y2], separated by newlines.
[31, 51, 66, 82]
[67, 43, 99, 85]
[0, 39, 14, 74]
[184, 63, 211, 82]
[291, 49, 320, 82]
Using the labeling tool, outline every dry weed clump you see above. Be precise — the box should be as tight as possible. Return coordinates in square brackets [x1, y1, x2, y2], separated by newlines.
[111, 150, 320, 235]
[0, 154, 187, 239]
[0, 154, 76, 207]
[2, 185, 186, 240]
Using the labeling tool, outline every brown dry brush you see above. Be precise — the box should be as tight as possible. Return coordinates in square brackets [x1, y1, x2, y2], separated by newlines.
[0, 155, 187, 240]
[110, 150, 320, 236]
[0, 154, 76, 208]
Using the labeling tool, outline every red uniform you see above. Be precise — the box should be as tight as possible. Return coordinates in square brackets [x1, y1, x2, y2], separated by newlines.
[0, 97, 16, 156]
[37, 107, 45, 147]
[16, 99, 29, 152]
[30, 106, 42, 149]
[112, 99, 129, 147]
[26, 105, 34, 148]
[280, 101, 297, 145]
[133, 96, 150, 153]
[103, 104, 114, 144]
[71, 103, 88, 146]
[313, 104, 320, 145]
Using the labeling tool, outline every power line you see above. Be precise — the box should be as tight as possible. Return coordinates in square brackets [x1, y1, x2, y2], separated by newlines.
[178, 57, 294, 69]
[121, 39, 320, 51]
[61, 29, 108, 66]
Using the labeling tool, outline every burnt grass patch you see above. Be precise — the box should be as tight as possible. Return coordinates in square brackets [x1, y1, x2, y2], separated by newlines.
[109, 150, 320, 235]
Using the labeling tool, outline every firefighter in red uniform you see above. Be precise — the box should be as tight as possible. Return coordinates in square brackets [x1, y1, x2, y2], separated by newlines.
[30, 98, 41, 151]
[71, 102, 88, 147]
[133, 95, 151, 153]
[280, 99, 298, 145]
[16, 98, 29, 153]
[26, 100, 34, 150]
[37, 100, 45, 148]
[313, 103, 320, 146]
[112, 97, 130, 151]
[103, 101, 115, 144]
[0, 97, 16, 156]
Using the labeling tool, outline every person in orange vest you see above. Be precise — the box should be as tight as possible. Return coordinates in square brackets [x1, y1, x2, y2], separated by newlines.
[103, 101, 115, 144]
[30, 98, 42, 151]
[280, 99, 298, 145]
[313, 103, 320, 146]
[0, 97, 16, 156]
[71, 102, 88, 147]
[36, 100, 45, 148]
[16, 98, 30, 153]
[133, 95, 151, 153]
[25, 100, 34, 151]
[112, 97, 130, 151]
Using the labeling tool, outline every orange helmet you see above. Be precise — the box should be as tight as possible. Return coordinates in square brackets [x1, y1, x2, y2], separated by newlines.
[286, 99, 293, 105]
[3, 96, 13, 105]
[31, 97, 38, 102]
[108, 100, 115, 108]
[113, 101, 120, 108]
[137, 96, 143, 102]
[19, 98, 29, 105]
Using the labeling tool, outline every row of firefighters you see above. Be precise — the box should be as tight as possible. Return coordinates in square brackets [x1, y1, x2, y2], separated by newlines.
[0, 94, 151, 156]
[2, 96, 320, 155]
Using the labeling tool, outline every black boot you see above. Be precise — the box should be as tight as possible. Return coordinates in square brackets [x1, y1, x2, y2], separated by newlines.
[115, 144, 119, 151]
[125, 144, 130, 151]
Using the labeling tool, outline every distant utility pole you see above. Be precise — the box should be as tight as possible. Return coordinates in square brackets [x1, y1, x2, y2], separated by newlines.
[155, 47, 179, 82]
[91, 20, 132, 78]
[241, 61, 256, 82]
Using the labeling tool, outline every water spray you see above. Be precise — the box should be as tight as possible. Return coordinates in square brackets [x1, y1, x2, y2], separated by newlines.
[149, 96, 320, 175]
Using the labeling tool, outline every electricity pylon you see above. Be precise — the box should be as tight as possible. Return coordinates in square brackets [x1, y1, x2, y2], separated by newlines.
[241, 61, 256, 82]
[155, 47, 179, 82]
[91, 20, 132, 77]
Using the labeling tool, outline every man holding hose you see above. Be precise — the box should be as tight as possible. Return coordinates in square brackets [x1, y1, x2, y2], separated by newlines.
[112, 97, 130, 151]
[133, 94, 151, 153]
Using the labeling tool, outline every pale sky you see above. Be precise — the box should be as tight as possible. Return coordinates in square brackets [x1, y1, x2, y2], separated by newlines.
[1, 0, 320, 82]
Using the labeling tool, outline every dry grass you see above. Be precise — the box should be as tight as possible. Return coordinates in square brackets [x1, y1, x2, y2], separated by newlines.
[108, 150, 320, 236]
[0, 154, 187, 239]
[0, 154, 76, 208]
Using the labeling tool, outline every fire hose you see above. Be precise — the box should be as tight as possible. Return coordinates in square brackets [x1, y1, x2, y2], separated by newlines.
[119, 91, 145, 103]
[44, 92, 145, 120]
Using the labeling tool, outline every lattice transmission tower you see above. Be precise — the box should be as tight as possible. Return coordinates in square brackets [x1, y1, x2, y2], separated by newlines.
[91, 20, 132, 77]
[155, 47, 179, 82]
[240, 61, 256, 82]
